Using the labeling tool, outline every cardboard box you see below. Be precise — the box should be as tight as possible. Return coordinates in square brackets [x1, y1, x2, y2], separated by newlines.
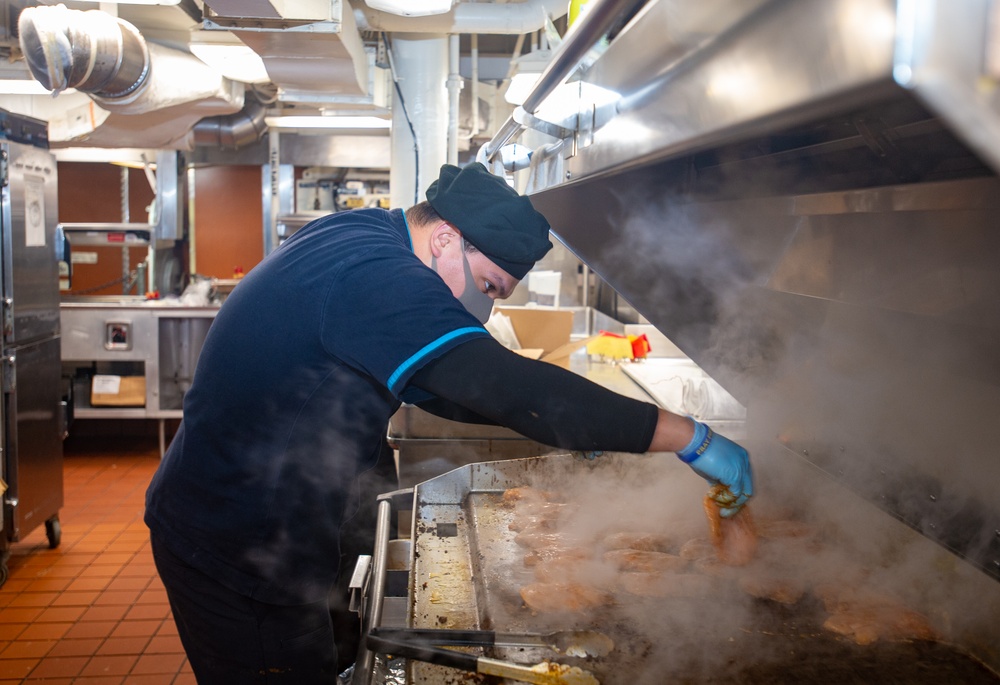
[496, 307, 593, 369]
[91, 375, 146, 407]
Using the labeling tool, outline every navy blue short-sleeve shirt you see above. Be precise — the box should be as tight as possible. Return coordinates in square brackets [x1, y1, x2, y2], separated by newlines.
[145, 208, 489, 603]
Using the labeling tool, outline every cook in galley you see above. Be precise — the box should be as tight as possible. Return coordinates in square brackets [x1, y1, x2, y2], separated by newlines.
[144, 161, 754, 684]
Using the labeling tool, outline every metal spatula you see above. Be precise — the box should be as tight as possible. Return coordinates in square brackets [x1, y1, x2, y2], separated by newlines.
[367, 627, 607, 685]
[371, 627, 613, 657]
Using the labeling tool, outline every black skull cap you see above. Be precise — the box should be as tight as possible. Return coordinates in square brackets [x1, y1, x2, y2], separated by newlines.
[426, 162, 553, 280]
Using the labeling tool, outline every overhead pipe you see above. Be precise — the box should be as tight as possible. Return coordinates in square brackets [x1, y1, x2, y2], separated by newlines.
[192, 96, 268, 149]
[389, 35, 450, 209]
[446, 34, 461, 164]
[355, 0, 566, 35]
[482, 0, 645, 162]
[17, 4, 244, 148]
[18, 4, 150, 99]
[469, 34, 480, 138]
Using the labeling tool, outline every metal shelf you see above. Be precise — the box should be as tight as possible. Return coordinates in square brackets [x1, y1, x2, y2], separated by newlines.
[60, 222, 155, 247]
[73, 407, 149, 419]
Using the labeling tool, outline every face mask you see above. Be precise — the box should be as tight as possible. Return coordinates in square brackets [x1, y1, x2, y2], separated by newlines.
[457, 247, 495, 323]
[431, 240, 494, 323]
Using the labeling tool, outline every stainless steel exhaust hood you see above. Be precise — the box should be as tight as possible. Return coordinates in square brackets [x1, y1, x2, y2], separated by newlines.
[497, 0, 1000, 583]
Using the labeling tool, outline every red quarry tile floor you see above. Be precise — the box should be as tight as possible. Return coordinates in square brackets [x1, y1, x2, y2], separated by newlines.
[0, 437, 194, 684]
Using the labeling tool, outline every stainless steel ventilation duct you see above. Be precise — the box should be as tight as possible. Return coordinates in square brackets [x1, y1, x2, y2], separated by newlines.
[192, 96, 267, 149]
[18, 4, 150, 99]
[17, 5, 244, 149]
[202, 0, 370, 99]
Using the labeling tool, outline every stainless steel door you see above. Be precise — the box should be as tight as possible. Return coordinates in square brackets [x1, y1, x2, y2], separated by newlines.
[0, 140, 59, 346]
[3, 335, 63, 542]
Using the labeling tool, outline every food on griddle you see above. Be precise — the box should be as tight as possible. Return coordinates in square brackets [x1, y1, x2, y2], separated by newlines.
[815, 584, 938, 644]
[602, 549, 688, 573]
[513, 530, 560, 548]
[601, 531, 672, 552]
[508, 502, 576, 532]
[523, 546, 592, 567]
[509, 514, 557, 532]
[823, 611, 882, 645]
[703, 486, 758, 566]
[692, 555, 736, 578]
[678, 537, 716, 560]
[532, 557, 619, 590]
[822, 605, 937, 645]
[502, 486, 559, 504]
[520, 581, 614, 613]
[515, 530, 588, 549]
[737, 574, 806, 605]
[620, 572, 716, 599]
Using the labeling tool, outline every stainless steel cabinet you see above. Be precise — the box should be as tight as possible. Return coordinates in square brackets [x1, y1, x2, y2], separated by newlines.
[0, 110, 63, 586]
[60, 302, 217, 456]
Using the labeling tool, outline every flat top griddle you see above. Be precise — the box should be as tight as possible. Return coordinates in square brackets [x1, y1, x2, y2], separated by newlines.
[406, 454, 1000, 684]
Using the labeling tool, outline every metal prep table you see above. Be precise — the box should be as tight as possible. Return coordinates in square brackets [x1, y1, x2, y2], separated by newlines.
[60, 300, 219, 456]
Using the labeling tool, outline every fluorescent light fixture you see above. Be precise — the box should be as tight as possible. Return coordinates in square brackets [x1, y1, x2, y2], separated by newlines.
[52, 147, 158, 165]
[364, 0, 454, 17]
[0, 79, 76, 96]
[189, 43, 270, 84]
[264, 115, 391, 130]
[505, 72, 541, 106]
[532, 81, 620, 122]
[504, 49, 552, 105]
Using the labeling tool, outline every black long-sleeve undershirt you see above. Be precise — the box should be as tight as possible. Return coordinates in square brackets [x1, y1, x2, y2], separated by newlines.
[408, 337, 659, 453]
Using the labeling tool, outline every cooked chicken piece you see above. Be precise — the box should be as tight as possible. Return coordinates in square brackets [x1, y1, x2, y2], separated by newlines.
[737, 574, 806, 605]
[520, 582, 614, 613]
[514, 531, 566, 549]
[678, 538, 716, 561]
[533, 558, 618, 590]
[601, 531, 673, 553]
[703, 487, 757, 566]
[508, 502, 576, 532]
[823, 611, 881, 645]
[889, 608, 938, 641]
[692, 555, 736, 579]
[820, 590, 938, 645]
[620, 572, 715, 599]
[602, 549, 688, 573]
[523, 546, 592, 567]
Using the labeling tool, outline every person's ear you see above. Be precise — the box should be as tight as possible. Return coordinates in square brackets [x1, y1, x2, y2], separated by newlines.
[429, 222, 459, 258]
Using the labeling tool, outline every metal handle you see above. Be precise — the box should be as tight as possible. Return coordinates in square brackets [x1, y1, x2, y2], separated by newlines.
[481, 0, 645, 162]
[351, 495, 394, 685]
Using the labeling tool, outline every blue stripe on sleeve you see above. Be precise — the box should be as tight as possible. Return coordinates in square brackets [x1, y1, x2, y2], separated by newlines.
[387, 327, 487, 394]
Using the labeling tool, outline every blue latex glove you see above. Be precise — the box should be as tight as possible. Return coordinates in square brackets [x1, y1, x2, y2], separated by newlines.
[676, 419, 753, 517]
